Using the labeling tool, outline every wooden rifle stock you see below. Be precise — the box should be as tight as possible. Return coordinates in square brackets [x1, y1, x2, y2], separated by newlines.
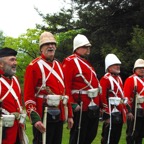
[42, 95, 48, 144]
[131, 86, 137, 136]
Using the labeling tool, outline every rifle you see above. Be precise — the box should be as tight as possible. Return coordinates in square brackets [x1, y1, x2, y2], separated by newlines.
[42, 95, 48, 144]
[77, 91, 83, 144]
[131, 85, 137, 136]
[0, 99, 3, 144]
[77, 101, 83, 144]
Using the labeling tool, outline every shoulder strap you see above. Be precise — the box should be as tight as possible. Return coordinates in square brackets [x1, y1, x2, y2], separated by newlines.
[13, 76, 21, 93]
[74, 57, 93, 89]
[37, 59, 65, 88]
[133, 75, 137, 90]
[0, 77, 22, 112]
[55, 60, 64, 79]
[133, 75, 144, 94]
[108, 74, 124, 98]
[37, 60, 47, 88]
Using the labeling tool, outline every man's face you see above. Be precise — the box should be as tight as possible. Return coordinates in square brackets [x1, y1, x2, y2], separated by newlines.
[0, 56, 17, 77]
[108, 64, 121, 74]
[41, 43, 56, 61]
[135, 67, 144, 77]
[76, 46, 91, 57]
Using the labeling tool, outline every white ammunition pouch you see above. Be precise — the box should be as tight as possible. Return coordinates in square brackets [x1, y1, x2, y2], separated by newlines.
[136, 94, 144, 117]
[87, 88, 100, 107]
[123, 97, 128, 104]
[2, 114, 15, 127]
[19, 113, 27, 124]
[62, 95, 69, 105]
[87, 88, 100, 98]
[109, 97, 122, 124]
[137, 94, 144, 104]
[109, 97, 121, 106]
[47, 95, 61, 107]
[87, 88, 100, 118]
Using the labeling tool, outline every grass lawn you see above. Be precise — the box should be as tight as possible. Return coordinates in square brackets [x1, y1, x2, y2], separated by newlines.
[25, 118, 129, 144]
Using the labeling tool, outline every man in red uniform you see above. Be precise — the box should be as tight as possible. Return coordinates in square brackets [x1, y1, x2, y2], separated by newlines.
[24, 31, 73, 144]
[124, 58, 144, 144]
[0, 47, 27, 144]
[100, 54, 127, 144]
[62, 34, 101, 144]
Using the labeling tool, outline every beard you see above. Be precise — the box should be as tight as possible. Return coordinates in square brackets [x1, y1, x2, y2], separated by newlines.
[3, 64, 16, 77]
[111, 68, 120, 74]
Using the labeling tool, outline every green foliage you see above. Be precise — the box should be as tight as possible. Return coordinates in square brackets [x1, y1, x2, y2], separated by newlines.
[3, 28, 84, 84]
[122, 26, 144, 79]
[35, 7, 78, 33]
[2, 0, 144, 82]
[3, 29, 42, 84]
[128, 26, 144, 57]
[68, 0, 144, 79]
[0, 31, 5, 48]
[55, 29, 85, 61]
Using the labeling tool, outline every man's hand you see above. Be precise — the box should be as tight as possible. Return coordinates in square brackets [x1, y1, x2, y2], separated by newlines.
[74, 105, 81, 112]
[34, 121, 46, 133]
[127, 112, 134, 121]
[105, 118, 110, 124]
[67, 118, 74, 129]
[104, 118, 110, 127]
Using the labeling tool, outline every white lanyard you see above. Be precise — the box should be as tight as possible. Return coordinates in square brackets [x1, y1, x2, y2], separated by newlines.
[108, 74, 124, 98]
[75, 55, 96, 76]
[37, 59, 65, 88]
[0, 77, 22, 112]
[133, 75, 144, 95]
[74, 57, 93, 89]
[37, 60, 55, 88]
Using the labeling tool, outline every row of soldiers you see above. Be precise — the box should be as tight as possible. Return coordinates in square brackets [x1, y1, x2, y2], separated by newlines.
[0, 31, 144, 144]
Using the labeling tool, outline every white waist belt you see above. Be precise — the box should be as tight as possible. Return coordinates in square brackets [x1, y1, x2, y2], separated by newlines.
[36, 95, 49, 99]
[2, 108, 20, 120]
[36, 95, 62, 99]
[36, 95, 68, 106]
[71, 90, 88, 95]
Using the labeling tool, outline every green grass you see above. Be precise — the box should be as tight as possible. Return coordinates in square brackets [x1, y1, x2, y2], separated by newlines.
[62, 122, 126, 144]
[25, 119, 128, 144]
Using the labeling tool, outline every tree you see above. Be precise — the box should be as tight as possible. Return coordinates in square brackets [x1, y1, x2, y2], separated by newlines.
[71, 0, 144, 79]
[124, 26, 144, 77]
[3, 0, 144, 82]
[4, 29, 41, 84]
[3, 28, 83, 84]
[0, 31, 5, 48]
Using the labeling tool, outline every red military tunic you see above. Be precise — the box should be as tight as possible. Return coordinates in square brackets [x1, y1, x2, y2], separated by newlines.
[62, 53, 100, 111]
[0, 75, 22, 144]
[100, 73, 126, 122]
[123, 73, 144, 110]
[24, 54, 73, 123]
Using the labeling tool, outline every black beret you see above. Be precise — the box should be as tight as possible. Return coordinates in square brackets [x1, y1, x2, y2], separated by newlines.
[0, 47, 17, 58]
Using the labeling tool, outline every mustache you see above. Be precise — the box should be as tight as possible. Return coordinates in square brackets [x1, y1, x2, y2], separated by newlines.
[46, 48, 55, 52]
[12, 65, 16, 68]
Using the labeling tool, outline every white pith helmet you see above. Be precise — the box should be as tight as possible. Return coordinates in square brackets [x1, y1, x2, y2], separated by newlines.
[133, 58, 144, 71]
[39, 31, 56, 48]
[73, 34, 91, 52]
[105, 54, 121, 72]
